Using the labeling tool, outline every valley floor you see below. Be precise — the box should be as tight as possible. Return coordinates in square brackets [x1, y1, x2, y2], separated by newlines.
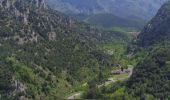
[67, 67, 133, 99]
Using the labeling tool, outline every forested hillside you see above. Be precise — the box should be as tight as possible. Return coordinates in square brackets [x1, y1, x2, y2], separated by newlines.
[127, 1, 170, 99]
[0, 0, 129, 99]
[138, 1, 170, 47]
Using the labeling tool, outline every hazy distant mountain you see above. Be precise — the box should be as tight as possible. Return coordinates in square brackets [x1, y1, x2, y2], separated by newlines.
[48, 0, 166, 21]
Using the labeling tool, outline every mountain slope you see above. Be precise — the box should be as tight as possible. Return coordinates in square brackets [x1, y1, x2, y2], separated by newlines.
[138, 1, 170, 47]
[68, 13, 146, 31]
[127, 1, 170, 99]
[0, 0, 125, 99]
[127, 46, 170, 99]
[84, 13, 146, 30]
[48, 0, 166, 30]
[48, 0, 166, 21]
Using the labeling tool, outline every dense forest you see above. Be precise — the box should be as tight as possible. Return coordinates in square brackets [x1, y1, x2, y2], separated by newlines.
[127, 1, 170, 99]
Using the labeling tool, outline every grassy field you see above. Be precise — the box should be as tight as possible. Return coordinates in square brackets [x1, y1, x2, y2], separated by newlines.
[109, 73, 129, 80]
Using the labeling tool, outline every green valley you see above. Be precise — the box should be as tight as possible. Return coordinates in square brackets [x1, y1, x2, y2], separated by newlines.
[80, 1, 170, 100]
[0, 0, 169, 100]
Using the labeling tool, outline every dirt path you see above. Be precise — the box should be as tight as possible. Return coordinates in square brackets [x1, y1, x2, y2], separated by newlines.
[67, 92, 82, 100]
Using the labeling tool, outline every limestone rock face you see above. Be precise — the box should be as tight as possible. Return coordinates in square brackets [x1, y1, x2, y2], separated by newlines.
[35, 0, 46, 8]
[0, 0, 49, 44]
[0, 0, 47, 10]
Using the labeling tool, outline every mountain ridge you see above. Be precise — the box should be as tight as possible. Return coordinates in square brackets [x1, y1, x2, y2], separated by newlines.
[138, 0, 170, 47]
[48, 0, 167, 21]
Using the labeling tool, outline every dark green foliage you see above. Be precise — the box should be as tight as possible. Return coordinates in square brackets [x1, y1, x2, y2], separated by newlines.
[85, 80, 98, 99]
[83, 81, 126, 100]
[127, 46, 170, 99]
[0, 65, 14, 98]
